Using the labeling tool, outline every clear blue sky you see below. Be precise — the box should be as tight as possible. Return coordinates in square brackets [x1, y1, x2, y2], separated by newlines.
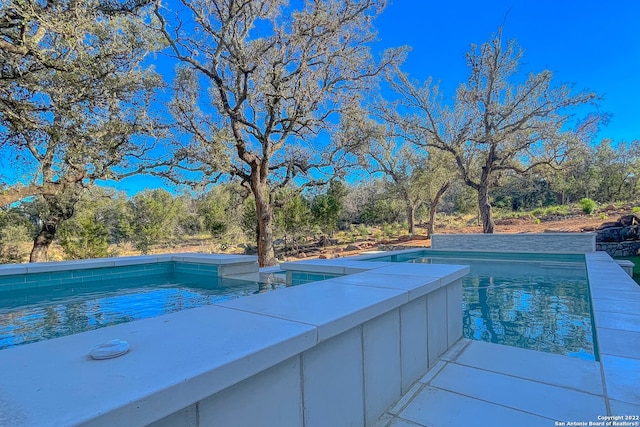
[374, 0, 639, 143]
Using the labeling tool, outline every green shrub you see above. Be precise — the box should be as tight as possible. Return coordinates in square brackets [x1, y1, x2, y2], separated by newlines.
[531, 208, 545, 217]
[0, 224, 31, 264]
[59, 217, 110, 260]
[356, 224, 369, 238]
[381, 223, 393, 238]
[633, 206, 640, 214]
[579, 198, 597, 215]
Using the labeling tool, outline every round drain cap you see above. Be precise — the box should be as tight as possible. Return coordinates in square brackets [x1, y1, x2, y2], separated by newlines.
[90, 339, 130, 360]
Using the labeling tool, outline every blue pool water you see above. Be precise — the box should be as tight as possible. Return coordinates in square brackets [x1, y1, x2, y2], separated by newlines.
[370, 250, 597, 361]
[0, 263, 281, 349]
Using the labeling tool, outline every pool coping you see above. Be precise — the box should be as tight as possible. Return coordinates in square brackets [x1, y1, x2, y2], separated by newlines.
[0, 253, 259, 277]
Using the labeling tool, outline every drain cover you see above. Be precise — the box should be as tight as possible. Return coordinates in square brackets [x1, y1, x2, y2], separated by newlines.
[90, 339, 130, 360]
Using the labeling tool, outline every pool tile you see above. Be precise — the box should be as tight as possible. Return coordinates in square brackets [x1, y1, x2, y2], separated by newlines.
[70, 270, 95, 278]
[0, 275, 26, 286]
[454, 341, 604, 395]
[431, 363, 607, 420]
[601, 355, 640, 405]
[398, 386, 551, 427]
[46, 271, 74, 281]
[217, 280, 407, 342]
[597, 328, 640, 359]
[9, 281, 36, 290]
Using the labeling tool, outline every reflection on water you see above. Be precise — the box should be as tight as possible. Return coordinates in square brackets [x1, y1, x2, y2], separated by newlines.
[413, 256, 595, 361]
[0, 275, 282, 350]
[463, 274, 594, 361]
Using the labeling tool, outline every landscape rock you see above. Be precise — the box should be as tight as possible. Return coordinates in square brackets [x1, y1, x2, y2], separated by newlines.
[620, 214, 640, 226]
[596, 215, 640, 243]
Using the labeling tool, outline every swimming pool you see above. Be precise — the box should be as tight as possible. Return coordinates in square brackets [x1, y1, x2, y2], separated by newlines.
[368, 250, 597, 361]
[0, 261, 279, 349]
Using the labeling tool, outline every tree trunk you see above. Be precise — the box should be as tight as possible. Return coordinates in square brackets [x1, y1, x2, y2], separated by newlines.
[29, 193, 78, 262]
[478, 183, 495, 233]
[29, 216, 62, 262]
[426, 181, 451, 238]
[251, 179, 277, 267]
[406, 204, 415, 235]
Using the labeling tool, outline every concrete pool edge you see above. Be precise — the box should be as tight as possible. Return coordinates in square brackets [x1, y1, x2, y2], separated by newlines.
[0, 257, 468, 426]
[0, 253, 260, 277]
[585, 251, 640, 409]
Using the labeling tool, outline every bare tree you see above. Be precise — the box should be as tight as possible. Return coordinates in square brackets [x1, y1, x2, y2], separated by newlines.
[154, 0, 402, 266]
[387, 29, 601, 233]
[339, 101, 455, 235]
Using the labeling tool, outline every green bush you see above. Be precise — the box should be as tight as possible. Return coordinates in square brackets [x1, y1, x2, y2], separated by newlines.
[356, 224, 369, 238]
[381, 223, 393, 238]
[531, 208, 545, 217]
[579, 198, 597, 215]
[59, 217, 110, 260]
[0, 224, 31, 264]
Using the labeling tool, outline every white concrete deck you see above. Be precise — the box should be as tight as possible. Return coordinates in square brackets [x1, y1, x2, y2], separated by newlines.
[377, 251, 640, 427]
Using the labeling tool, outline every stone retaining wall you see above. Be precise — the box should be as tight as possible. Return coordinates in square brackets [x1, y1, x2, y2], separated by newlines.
[431, 233, 596, 253]
[596, 241, 640, 257]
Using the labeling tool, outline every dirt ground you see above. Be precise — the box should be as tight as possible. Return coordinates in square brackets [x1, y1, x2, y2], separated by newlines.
[93, 207, 628, 262]
[321, 208, 629, 260]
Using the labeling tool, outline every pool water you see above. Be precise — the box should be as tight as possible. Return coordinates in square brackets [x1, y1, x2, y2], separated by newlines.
[371, 251, 597, 361]
[0, 268, 281, 349]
